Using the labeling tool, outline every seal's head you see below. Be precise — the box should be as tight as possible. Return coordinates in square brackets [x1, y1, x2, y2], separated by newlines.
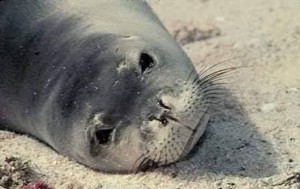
[36, 1, 217, 173]
[50, 32, 215, 173]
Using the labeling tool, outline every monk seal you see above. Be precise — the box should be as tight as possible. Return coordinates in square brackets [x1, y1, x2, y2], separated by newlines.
[0, 0, 220, 173]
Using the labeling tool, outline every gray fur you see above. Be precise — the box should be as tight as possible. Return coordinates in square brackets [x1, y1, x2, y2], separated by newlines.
[0, 0, 209, 173]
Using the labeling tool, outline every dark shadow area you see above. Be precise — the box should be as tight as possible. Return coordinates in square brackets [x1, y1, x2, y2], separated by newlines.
[155, 87, 278, 179]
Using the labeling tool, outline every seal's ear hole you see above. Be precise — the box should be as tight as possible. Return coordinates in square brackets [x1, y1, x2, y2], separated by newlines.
[95, 128, 114, 145]
[139, 53, 155, 74]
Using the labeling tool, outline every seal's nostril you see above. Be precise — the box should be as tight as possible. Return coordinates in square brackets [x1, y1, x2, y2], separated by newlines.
[149, 116, 157, 121]
[148, 115, 169, 126]
[160, 116, 169, 126]
[158, 99, 172, 110]
[139, 53, 155, 74]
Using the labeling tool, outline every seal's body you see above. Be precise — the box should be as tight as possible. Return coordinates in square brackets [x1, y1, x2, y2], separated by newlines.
[0, 0, 211, 173]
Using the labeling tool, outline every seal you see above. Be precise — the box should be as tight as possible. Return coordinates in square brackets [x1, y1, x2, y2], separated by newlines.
[0, 0, 216, 173]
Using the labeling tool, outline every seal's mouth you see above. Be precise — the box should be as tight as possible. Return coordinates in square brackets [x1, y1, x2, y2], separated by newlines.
[179, 112, 210, 155]
[134, 111, 209, 172]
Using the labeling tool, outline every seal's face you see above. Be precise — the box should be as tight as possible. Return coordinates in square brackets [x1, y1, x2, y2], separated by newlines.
[60, 34, 211, 173]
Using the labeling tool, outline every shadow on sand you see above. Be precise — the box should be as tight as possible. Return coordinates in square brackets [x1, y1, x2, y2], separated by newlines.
[156, 87, 277, 180]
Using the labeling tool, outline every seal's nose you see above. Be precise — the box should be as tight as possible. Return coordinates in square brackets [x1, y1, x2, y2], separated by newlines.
[147, 97, 175, 127]
[159, 96, 174, 110]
